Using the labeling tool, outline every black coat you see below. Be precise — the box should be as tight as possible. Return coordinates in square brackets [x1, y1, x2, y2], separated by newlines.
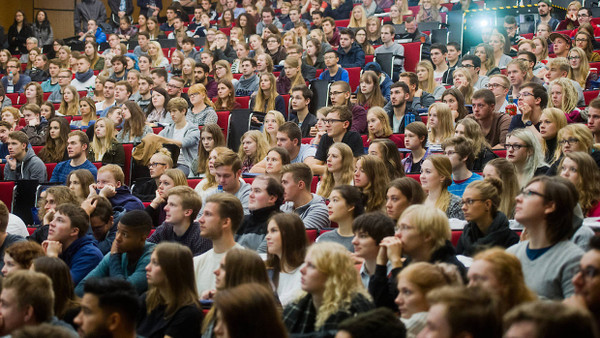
[456, 211, 519, 257]
[8, 24, 33, 54]
[472, 147, 497, 172]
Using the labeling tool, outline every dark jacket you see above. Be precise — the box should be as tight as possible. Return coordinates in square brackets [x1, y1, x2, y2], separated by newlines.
[322, 0, 353, 20]
[472, 147, 497, 172]
[337, 42, 366, 69]
[105, 185, 145, 212]
[235, 205, 281, 251]
[302, 63, 318, 81]
[456, 212, 519, 257]
[213, 44, 237, 64]
[108, 0, 134, 16]
[21, 119, 48, 146]
[7, 24, 33, 54]
[87, 139, 126, 168]
[383, 103, 421, 134]
[3, 147, 47, 182]
[291, 112, 318, 138]
[25, 68, 49, 82]
[74, 0, 108, 34]
[60, 234, 104, 285]
[132, 178, 157, 202]
[369, 240, 465, 310]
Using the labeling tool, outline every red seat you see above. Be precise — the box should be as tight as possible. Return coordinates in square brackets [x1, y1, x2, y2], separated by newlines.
[365, 55, 374, 64]
[316, 69, 324, 78]
[243, 177, 254, 184]
[187, 178, 202, 189]
[219, 27, 231, 35]
[93, 162, 102, 169]
[273, 71, 280, 78]
[122, 143, 134, 186]
[216, 111, 231, 141]
[335, 19, 350, 27]
[310, 176, 319, 194]
[45, 163, 58, 181]
[520, 33, 534, 40]
[77, 91, 87, 98]
[402, 42, 422, 73]
[152, 126, 163, 134]
[306, 229, 318, 243]
[347, 67, 361, 92]
[6, 93, 19, 103]
[32, 146, 43, 155]
[27, 227, 35, 235]
[233, 73, 242, 80]
[421, 115, 428, 125]
[451, 230, 462, 247]
[0, 163, 4, 180]
[281, 94, 290, 117]
[302, 137, 313, 144]
[407, 173, 421, 183]
[43, 92, 51, 99]
[584, 90, 599, 106]
[235, 96, 250, 109]
[493, 149, 507, 159]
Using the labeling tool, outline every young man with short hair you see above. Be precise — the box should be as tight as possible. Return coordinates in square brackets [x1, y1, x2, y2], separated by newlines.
[430, 44, 449, 85]
[50, 131, 98, 183]
[194, 194, 245, 294]
[167, 17, 193, 39]
[398, 72, 434, 110]
[383, 81, 421, 134]
[150, 68, 168, 89]
[352, 212, 395, 287]
[374, 25, 405, 82]
[442, 136, 482, 197]
[95, 78, 116, 117]
[588, 98, 600, 144]
[329, 80, 367, 134]
[0, 270, 76, 335]
[159, 5, 178, 31]
[313, 106, 365, 175]
[113, 80, 132, 105]
[43, 204, 104, 285]
[48, 68, 73, 103]
[156, 98, 200, 176]
[236, 175, 284, 251]
[135, 74, 153, 112]
[550, 32, 571, 58]
[21, 103, 48, 146]
[4, 131, 47, 182]
[487, 74, 511, 113]
[508, 82, 548, 132]
[319, 50, 349, 82]
[310, 11, 324, 30]
[321, 17, 340, 46]
[280, 163, 329, 230]
[202, 149, 251, 216]
[0, 201, 25, 271]
[235, 57, 259, 97]
[181, 37, 199, 60]
[148, 186, 212, 256]
[74, 277, 141, 337]
[504, 16, 524, 45]
[109, 55, 128, 82]
[194, 62, 218, 98]
[337, 29, 365, 69]
[71, 54, 97, 91]
[75, 210, 155, 296]
[289, 85, 317, 137]
[79, 18, 107, 43]
[444, 42, 461, 85]
[1, 58, 31, 94]
[536, 0, 559, 32]
[545, 57, 585, 106]
[284, 6, 309, 31]
[134, 31, 150, 57]
[468, 89, 511, 148]
[256, 7, 283, 35]
[81, 195, 120, 255]
[41, 58, 61, 93]
[460, 55, 489, 90]
[90, 164, 144, 212]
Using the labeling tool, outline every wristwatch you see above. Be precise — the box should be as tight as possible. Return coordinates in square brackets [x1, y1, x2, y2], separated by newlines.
[524, 121, 533, 127]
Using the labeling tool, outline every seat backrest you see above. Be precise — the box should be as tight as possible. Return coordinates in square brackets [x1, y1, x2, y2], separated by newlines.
[0, 181, 15, 212]
[235, 96, 250, 109]
[347, 67, 361, 92]
[375, 53, 394, 79]
[45, 163, 58, 182]
[122, 143, 134, 186]
[407, 173, 421, 183]
[187, 178, 202, 189]
[216, 110, 231, 142]
[403, 42, 422, 72]
[310, 80, 331, 111]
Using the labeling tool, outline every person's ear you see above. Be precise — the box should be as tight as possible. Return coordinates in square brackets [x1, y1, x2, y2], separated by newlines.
[106, 312, 121, 332]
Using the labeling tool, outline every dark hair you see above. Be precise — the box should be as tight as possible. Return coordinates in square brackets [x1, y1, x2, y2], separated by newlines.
[8, 130, 29, 146]
[471, 89, 496, 106]
[312, 10, 323, 18]
[281, 162, 313, 189]
[389, 177, 426, 205]
[431, 43, 447, 54]
[448, 42, 461, 51]
[196, 61, 210, 73]
[441, 136, 476, 170]
[291, 84, 313, 101]
[83, 278, 140, 332]
[517, 50, 537, 64]
[32, 257, 78, 320]
[338, 308, 407, 338]
[277, 122, 302, 145]
[332, 185, 365, 218]
[324, 49, 339, 58]
[265, 213, 307, 287]
[150, 68, 168, 80]
[145, 86, 170, 115]
[390, 81, 410, 95]
[520, 82, 548, 109]
[371, 139, 405, 180]
[55, 204, 90, 238]
[442, 87, 468, 121]
[340, 28, 355, 39]
[206, 193, 244, 233]
[461, 54, 481, 69]
[137, 31, 150, 40]
[119, 210, 153, 236]
[240, 56, 257, 67]
[352, 212, 395, 245]
[89, 195, 113, 224]
[399, 72, 419, 90]
[254, 174, 285, 206]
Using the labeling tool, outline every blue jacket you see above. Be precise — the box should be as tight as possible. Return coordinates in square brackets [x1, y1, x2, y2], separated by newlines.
[380, 73, 393, 101]
[75, 242, 155, 296]
[337, 42, 366, 69]
[106, 185, 145, 212]
[94, 27, 106, 44]
[60, 234, 104, 285]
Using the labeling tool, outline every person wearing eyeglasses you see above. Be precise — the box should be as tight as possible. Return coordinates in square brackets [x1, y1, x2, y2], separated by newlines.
[546, 123, 598, 176]
[509, 82, 548, 133]
[329, 80, 367, 134]
[456, 178, 518, 257]
[487, 74, 510, 114]
[568, 7, 600, 38]
[507, 176, 584, 300]
[318, 50, 349, 83]
[564, 236, 600, 327]
[132, 150, 173, 202]
[1, 58, 31, 95]
[506, 128, 549, 189]
[460, 55, 489, 91]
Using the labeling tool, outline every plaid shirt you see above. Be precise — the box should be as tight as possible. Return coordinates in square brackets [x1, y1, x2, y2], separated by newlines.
[283, 293, 374, 337]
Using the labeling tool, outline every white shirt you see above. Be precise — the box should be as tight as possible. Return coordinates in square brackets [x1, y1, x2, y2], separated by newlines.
[193, 243, 245, 294]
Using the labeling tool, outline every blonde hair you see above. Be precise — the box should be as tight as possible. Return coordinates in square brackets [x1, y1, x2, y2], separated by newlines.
[559, 152, 600, 216]
[399, 262, 463, 299]
[456, 118, 491, 159]
[476, 44, 495, 73]
[417, 0, 442, 22]
[162, 168, 188, 187]
[283, 56, 305, 94]
[558, 123, 595, 155]
[549, 78, 578, 115]
[428, 102, 454, 144]
[182, 58, 196, 86]
[58, 85, 80, 116]
[532, 37, 549, 62]
[367, 107, 393, 142]
[302, 242, 371, 329]
[568, 47, 590, 88]
[90, 118, 117, 162]
[148, 41, 167, 68]
[238, 130, 270, 167]
[253, 73, 278, 114]
[417, 60, 437, 94]
[402, 204, 451, 251]
[215, 60, 234, 82]
[452, 68, 474, 104]
[508, 128, 547, 187]
[188, 83, 215, 109]
[366, 17, 381, 42]
[483, 158, 519, 217]
[262, 110, 285, 146]
[424, 155, 454, 213]
[317, 143, 354, 198]
[540, 108, 568, 164]
[349, 6, 368, 28]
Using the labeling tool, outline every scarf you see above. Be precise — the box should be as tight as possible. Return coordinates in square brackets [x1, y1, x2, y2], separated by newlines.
[75, 69, 94, 83]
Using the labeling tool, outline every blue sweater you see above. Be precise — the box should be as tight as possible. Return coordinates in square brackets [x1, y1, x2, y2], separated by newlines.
[319, 67, 349, 82]
[106, 186, 145, 212]
[448, 172, 483, 198]
[75, 242, 155, 296]
[50, 159, 98, 183]
[60, 234, 104, 285]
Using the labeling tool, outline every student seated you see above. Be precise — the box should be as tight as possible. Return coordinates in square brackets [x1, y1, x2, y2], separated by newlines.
[0, 201, 25, 271]
[28, 186, 81, 244]
[352, 213, 396, 288]
[89, 164, 144, 212]
[316, 185, 365, 252]
[280, 163, 329, 230]
[1, 241, 45, 276]
[441, 136, 483, 198]
[75, 210, 155, 296]
[87, 117, 126, 167]
[148, 186, 212, 256]
[132, 150, 174, 202]
[21, 103, 48, 146]
[145, 168, 189, 228]
[81, 195, 120, 255]
[42, 204, 104, 285]
[50, 131, 99, 184]
[3, 131, 47, 182]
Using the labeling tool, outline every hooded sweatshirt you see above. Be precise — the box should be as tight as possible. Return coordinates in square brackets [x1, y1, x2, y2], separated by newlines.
[104, 185, 145, 212]
[235, 205, 281, 251]
[4, 147, 47, 182]
[235, 73, 260, 97]
[338, 42, 366, 69]
[456, 212, 519, 257]
[60, 234, 104, 285]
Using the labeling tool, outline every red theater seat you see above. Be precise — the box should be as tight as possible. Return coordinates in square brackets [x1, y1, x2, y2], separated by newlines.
[122, 143, 134, 186]
[45, 163, 58, 181]
[0, 181, 14, 212]
[235, 96, 250, 109]
[347, 67, 361, 92]
[407, 173, 421, 183]
[493, 149, 507, 158]
[306, 229, 318, 243]
[403, 42, 422, 73]
[451, 230, 462, 247]
[216, 111, 231, 141]
[187, 179, 202, 189]
[584, 90, 599, 106]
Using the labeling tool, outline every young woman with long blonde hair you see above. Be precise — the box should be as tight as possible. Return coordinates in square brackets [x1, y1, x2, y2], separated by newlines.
[416, 60, 445, 100]
[58, 85, 80, 116]
[481, 158, 520, 219]
[262, 110, 286, 147]
[252, 73, 286, 118]
[88, 117, 125, 167]
[349, 6, 368, 28]
[420, 155, 464, 219]
[276, 56, 305, 95]
[316, 143, 355, 199]
[238, 130, 270, 173]
[568, 47, 593, 90]
[452, 68, 474, 104]
[427, 102, 454, 151]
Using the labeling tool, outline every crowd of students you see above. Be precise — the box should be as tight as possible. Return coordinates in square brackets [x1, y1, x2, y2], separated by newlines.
[0, 0, 599, 337]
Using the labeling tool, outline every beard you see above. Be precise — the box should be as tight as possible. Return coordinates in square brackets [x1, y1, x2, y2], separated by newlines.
[83, 327, 114, 338]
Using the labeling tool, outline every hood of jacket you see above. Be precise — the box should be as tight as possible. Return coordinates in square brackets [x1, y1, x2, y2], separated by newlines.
[21, 147, 37, 164]
[61, 234, 98, 264]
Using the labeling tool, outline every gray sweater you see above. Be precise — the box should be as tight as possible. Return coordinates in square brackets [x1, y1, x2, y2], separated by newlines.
[374, 42, 405, 73]
[235, 74, 259, 97]
[507, 240, 583, 300]
[4, 148, 47, 182]
[280, 194, 330, 230]
[158, 122, 200, 169]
